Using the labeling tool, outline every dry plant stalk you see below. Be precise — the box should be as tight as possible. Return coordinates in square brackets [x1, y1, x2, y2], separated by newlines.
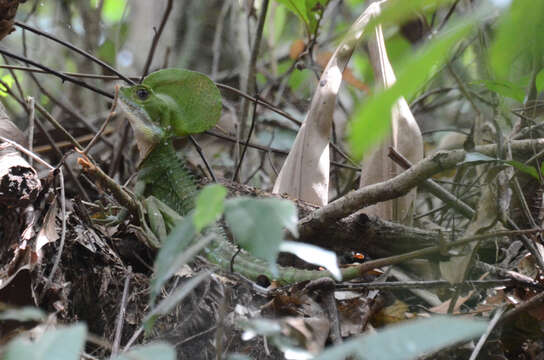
[273, 1, 385, 206]
[359, 4, 423, 225]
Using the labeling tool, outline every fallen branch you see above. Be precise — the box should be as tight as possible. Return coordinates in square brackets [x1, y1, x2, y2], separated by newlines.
[298, 139, 544, 238]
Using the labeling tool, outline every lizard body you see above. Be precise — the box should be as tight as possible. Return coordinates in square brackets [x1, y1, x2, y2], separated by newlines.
[119, 69, 351, 284]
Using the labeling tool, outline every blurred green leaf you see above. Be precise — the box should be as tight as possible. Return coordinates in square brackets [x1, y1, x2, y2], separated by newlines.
[459, 152, 498, 165]
[349, 20, 473, 159]
[279, 241, 341, 280]
[0, 73, 14, 97]
[458, 153, 541, 182]
[274, 0, 327, 33]
[90, 0, 126, 23]
[385, 34, 412, 70]
[367, 0, 454, 32]
[508, 160, 539, 181]
[145, 271, 211, 332]
[313, 317, 487, 360]
[478, 79, 525, 102]
[241, 318, 283, 340]
[353, 52, 373, 87]
[240, 318, 313, 358]
[490, 1, 544, 79]
[3, 323, 87, 360]
[151, 216, 196, 302]
[0, 307, 46, 322]
[193, 184, 227, 232]
[111, 343, 176, 360]
[275, 0, 310, 28]
[536, 68, 544, 93]
[226, 354, 252, 360]
[271, 2, 287, 41]
[224, 198, 298, 276]
[288, 67, 312, 91]
[97, 39, 116, 65]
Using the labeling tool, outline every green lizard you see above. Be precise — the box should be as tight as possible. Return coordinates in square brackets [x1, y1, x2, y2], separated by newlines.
[118, 68, 361, 284]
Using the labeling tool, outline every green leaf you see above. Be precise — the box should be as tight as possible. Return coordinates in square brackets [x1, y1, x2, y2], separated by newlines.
[144, 271, 211, 332]
[279, 241, 341, 280]
[490, 1, 544, 79]
[457, 154, 542, 181]
[224, 198, 298, 276]
[0, 307, 46, 322]
[458, 152, 498, 165]
[97, 39, 117, 66]
[536, 68, 544, 93]
[306, 0, 326, 32]
[100, 0, 127, 23]
[273, 3, 287, 41]
[508, 160, 539, 181]
[367, 0, 454, 32]
[3, 323, 87, 360]
[193, 184, 227, 232]
[349, 20, 474, 159]
[240, 318, 313, 358]
[226, 354, 252, 360]
[478, 79, 525, 103]
[275, 0, 310, 30]
[0, 73, 14, 97]
[151, 216, 195, 302]
[241, 318, 283, 340]
[111, 343, 176, 360]
[313, 317, 487, 360]
[274, 0, 326, 33]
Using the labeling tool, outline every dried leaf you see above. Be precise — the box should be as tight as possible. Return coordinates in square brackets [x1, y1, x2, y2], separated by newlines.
[359, 19, 423, 225]
[36, 197, 59, 252]
[273, 3, 379, 206]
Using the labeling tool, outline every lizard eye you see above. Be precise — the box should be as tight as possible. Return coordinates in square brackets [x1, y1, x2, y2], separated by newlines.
[136, 88, 149, 100]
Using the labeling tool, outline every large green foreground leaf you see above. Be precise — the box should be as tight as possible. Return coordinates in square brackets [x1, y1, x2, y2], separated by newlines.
[349, 20, 474, 160]
[314, 316, 487, 360]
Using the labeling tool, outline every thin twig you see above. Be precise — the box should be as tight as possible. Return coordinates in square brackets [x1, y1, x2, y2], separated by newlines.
[339, 228, 544, 279]
[233, 94, 259, 181]
[111, 267, 132, 359]
[140, 0, 173, 79]
[0, 48, 113, 99]
[389, 147, 475, 219]
[1, 55, 26, 100]
[501, 291, 544, 324]
[0, 136, 53, 170]
[27, 71, 114, 148]
[35, 103, 83, 150]
[83, 87, 119, 154]
[239, 0, 269, 140]
[298, 140, 544, 238]
[40, 169, 67, 302]
[14, 21, 135, 85]
[336, 279, 537, 291]
[189, 135, 216, 182]
[0, 64, 358, 166]
[26, 97, 35, 166]
[469, 306, 506, 360]
[203, 130, 360, 171]
[211, 1, 231, 79]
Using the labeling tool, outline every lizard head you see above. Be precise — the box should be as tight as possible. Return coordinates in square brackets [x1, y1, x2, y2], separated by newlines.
[118, 69, 222, 160]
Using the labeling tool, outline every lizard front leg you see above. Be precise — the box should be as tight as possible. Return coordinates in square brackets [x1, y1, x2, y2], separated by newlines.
[130, 192, 186, 249]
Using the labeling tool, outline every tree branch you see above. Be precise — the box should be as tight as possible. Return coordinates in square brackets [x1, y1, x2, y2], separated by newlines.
[298, 139, 544, 238]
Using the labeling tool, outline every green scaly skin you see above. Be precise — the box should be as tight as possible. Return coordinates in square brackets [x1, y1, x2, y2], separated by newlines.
[139, 141, 336, 284]
[119, 68, 352, 284]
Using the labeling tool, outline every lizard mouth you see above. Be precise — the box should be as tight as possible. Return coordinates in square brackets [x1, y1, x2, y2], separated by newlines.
[118, 92, 164, 161]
